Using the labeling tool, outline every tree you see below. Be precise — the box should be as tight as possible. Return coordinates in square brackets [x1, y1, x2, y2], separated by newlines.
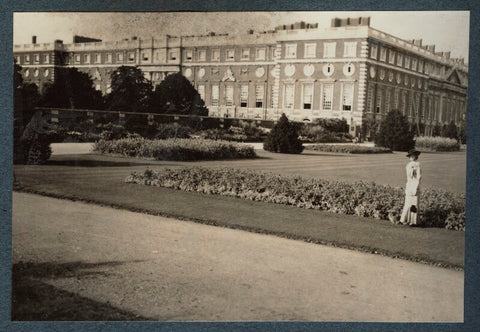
[458, 119, 467, 144]
[443, 120, 458, 140]
[150, 73, 208, 116]
[374, 109, 415, 151]
[41, 67, 103, 110]
[14, 63, 41, 164]
[264, 113, 304, 154]
[105, 66, 152, 112]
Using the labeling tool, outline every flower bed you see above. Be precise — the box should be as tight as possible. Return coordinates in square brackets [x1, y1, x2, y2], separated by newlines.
[94, 137, 256, 161]
[126, 167, 465, 231]
[415, 136, 460, 152]
[304, 144, 392, 154]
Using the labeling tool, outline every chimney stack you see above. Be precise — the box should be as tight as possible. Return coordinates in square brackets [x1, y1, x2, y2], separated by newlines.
[32, 36, 37, 44]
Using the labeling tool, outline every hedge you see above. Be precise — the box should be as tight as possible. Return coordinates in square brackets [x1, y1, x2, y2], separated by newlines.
[415, 136, 460, 152]
[304, 144, 392, 154]
[94, 137, 256, 161]
[126, 167, 465, 231]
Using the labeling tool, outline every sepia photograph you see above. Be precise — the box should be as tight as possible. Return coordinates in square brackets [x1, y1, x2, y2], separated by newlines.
[11, 11, 468, 323]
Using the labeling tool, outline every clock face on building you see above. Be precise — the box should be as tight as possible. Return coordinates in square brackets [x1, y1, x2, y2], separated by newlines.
[303, 64, 315, 76]
[323, 63, 335, 76]
[343, 63, 355, 76]
[255, 67, 265, 78]
[198, 68, 205, 78]
[369, 66, 376, 78]
[184, 68, 192, 77]
[284, 64, 295, 77]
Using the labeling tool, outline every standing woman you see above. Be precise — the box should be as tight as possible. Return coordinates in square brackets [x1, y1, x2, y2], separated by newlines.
[400, 149, 422, 226]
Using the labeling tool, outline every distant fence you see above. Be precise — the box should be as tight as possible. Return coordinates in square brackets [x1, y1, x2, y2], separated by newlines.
[35, 107, 278, 130]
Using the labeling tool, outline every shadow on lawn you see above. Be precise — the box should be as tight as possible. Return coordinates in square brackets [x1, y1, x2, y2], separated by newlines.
[46, 159, 156, 167]
[12, 260, 152, 321]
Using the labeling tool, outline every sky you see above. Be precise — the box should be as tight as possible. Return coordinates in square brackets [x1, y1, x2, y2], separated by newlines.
[13, 11, 470, 62]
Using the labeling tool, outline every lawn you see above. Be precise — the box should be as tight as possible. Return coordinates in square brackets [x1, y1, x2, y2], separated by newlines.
[13, 150, 466, 268]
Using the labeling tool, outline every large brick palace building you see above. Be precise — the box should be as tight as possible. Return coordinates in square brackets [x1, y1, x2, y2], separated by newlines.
[13, 16, 468, 137]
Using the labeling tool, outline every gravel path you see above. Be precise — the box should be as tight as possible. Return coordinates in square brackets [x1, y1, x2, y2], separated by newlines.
[13, 192, 464, 322]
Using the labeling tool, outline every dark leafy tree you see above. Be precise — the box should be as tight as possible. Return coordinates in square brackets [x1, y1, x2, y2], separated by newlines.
[14, 63, 41, 163]
[264, 113, 304, 154]
[443, 120, 458, 140]
[374, 109, 415, 151]
[150, 73, 208, 116]
[432, 124, 442, 137]
[105, 66, 152, 112]
[458, 119, 467, 144]
[41, 67, 103, 109]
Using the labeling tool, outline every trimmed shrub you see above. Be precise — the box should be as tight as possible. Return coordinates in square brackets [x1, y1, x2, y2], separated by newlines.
[126, 167, 465, 231]
[415, 136, 460, 152]
[155, 123, 192, 140]
[264, 114, 303, 154]
[305, 144, 392, 154]
[21, 112, 65, 164]
[94, 137, 256, 161]
[374, 110, 415, 151]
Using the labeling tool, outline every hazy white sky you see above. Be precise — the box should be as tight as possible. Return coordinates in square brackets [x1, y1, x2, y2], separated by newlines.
[13, 11, 470, 61]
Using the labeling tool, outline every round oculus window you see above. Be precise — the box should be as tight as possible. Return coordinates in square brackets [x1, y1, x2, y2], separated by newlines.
[44, 69, 49, 77]
[284, 64, 295, 77]
[198, 68, 205, 78]
[343, 63, 355, 76]
[303, 64, 315, 76]
[369, 66, 376, 78]
[396, 73, 401, 84]
[323, 63, 335, 77]
[34, 69, 39, 77]
[255, 67, 265, 78]
[379, 69, 385, 80]
[184, 68, 192, 77]
[388, 71, 394, 82]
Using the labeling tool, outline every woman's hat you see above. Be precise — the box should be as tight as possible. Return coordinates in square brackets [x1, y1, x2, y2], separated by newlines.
[406, 149, 421, 157]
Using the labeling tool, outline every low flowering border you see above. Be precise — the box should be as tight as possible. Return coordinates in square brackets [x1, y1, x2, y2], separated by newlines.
[94, 137, 256, 161]
[126, 167, 465, 231]
[304, 144, 392, 154]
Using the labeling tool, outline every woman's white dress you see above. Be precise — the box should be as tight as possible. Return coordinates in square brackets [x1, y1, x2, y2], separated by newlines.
[400, 160, 421, 225]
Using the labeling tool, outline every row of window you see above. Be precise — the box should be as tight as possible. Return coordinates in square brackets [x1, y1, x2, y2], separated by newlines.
[23, 68, 49, 78]
[16, 54, 50, 65]
[200, 82, 354, 111]
[184, 47, 270, 62]
[284, 41, 357, 59]
[370, 44, 449, 76]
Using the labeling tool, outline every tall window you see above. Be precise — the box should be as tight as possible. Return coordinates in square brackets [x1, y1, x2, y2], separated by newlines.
[256, 48, 266, 60]
[225, 85, 234, 106]
[303, 83, 314, 109]
[197, 85, 205, 102]
[198, 49, 206, 61]
[241, 48, 250, 60]
[116, 52, 123, 62]
[376, 89, 382, 113]
[379, 47, 387, 62]
[396, 53, 403, 66]
[24, 55, 30, 64]
[411, 58, 417, 71]
[388, 50, 396, 64]
[394, 90, 400, 110]
[304, 43, 316, 58]
[344, 42, 357, 57]
[106, 53, 112, 63]
[212, 49, 220, 61]
[402, 91, 407, 115]
[185, 50, 193, 61]
[342, 83, 354, 111]
[211, 85, 219, 106]
[169, 51, 177, 61]
[385, 88, 391, 113]
[127, 52, 135, 62]
[418, 59, 424, 73]
[370, 44, 378, 59]
[255, 85, 264, 108]
[226, 49, 235, 61]
[95, 53, 101, 63]
[324, 42, 336, 58]
[43, 54, 50, 64]
[284, 84, 295, 109]
[34, 54, 40, 63]
[84, 54, 90, 64]
[404, 56, 410, 69]
[240, 85, 248, 107]
[321, 84, 334, 110]
[285, 44, 297, 58]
